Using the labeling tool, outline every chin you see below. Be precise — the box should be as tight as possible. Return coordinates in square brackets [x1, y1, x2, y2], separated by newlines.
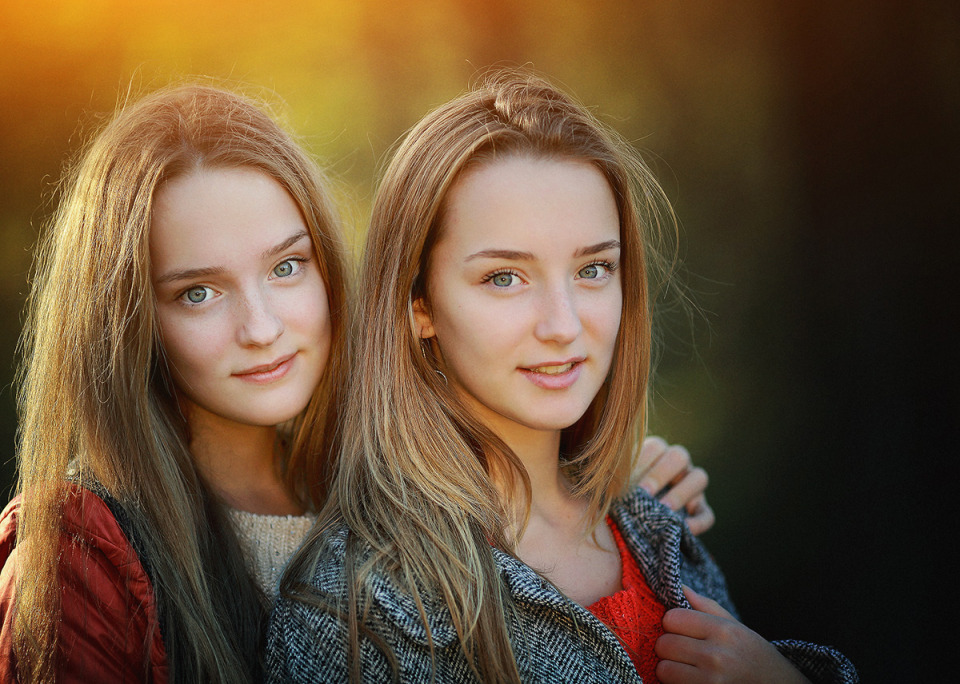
[261, 406, 310, 426]
[518, 412, 589, 433]
[231, 400, 311, 428]
[530, 403, 595, 429]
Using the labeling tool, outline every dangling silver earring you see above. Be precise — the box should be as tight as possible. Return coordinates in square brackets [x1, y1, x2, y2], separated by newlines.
[420, 337, 448, 385]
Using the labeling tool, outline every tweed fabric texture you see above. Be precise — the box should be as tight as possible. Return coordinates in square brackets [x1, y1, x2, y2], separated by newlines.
[266, 486, 858, 683]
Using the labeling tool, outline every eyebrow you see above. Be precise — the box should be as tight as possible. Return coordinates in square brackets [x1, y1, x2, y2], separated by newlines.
[465, 248, 535, 262]
[261, 230, 310, 260]
[155, 230, 311, 285]
[155, 265, 226, 285]
[574, 240, 621, 258]
[464, 240, 621, 263]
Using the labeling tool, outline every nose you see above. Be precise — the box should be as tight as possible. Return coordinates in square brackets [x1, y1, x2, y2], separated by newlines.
[236, 289, 284, 347]
[534, 285, 582, 345]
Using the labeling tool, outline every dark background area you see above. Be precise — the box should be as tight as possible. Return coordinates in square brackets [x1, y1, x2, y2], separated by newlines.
[1, 1, 956, 680]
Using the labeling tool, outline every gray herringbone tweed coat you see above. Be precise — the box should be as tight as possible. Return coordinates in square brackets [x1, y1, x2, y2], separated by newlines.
[266, 487, 858, 683]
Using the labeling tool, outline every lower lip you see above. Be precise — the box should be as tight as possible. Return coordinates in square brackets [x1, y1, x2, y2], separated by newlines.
[519, 362, 583, 390]
[233, 355, 296, 385]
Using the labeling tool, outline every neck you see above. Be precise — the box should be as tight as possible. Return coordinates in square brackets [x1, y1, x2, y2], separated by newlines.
[492, 425, 582, 539]
[184, 403, 303, 516]
[494, 424, 611, 599]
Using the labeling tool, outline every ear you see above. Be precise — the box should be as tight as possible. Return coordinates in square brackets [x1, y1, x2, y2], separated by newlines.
[412, 297, 436, 339]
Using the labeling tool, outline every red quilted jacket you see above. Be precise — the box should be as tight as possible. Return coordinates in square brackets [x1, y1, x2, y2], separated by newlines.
[0, 486, 168, 682]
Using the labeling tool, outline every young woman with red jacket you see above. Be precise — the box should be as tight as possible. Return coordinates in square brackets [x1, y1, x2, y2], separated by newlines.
[0, 84, 351, 683]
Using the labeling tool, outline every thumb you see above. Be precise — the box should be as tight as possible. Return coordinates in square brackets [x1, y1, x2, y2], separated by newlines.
[682, 585, 735, 620]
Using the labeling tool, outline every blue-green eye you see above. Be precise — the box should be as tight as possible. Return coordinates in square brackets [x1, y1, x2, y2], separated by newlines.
[578, 262, 613, 279]
[579, 264, 599, 279]
[482, 269, 523, 288]
[274, 260, 296, 277]
[184, 286, 211, 304]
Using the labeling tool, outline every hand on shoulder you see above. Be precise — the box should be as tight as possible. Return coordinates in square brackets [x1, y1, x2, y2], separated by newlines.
[636, 436, 715, 535]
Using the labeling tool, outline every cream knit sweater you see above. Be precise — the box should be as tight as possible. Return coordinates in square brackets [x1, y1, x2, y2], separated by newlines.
[229, 508, 316, 600]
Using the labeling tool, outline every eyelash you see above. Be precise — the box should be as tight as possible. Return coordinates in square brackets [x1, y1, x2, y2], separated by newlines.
[578, 260, 619, 279]
[175, 256, 311, 305]
[177, 285, 217, 306]
[481, 269, 523, 287]
[272, 256, 309, 278]
[480, 260, 619, 287]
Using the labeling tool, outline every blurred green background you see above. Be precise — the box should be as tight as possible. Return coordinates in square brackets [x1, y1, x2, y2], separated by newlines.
[1, 1, 956, 680]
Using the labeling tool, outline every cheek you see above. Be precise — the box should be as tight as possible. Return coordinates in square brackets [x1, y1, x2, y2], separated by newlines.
[432, 296, 504, 364]
[292, 280, 333, 345]
[157, 314, 226, 383]
[592, 293, 623, 354]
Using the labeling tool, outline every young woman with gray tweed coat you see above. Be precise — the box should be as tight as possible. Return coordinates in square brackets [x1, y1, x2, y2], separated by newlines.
[268, 70, 858, 684]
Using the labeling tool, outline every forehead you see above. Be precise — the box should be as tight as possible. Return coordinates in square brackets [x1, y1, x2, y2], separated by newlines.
[150, 166, 309, 268]
[435, 155, 620, 256]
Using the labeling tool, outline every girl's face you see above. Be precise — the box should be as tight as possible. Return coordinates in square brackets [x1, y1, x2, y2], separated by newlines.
[415, 156, 622, 447]
[150, 166, 331, 432]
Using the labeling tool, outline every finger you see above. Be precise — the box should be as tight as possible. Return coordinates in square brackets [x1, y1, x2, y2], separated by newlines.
[683, 585, 735, 621]
[662, 444, 693, 487]
[661, 607, 717, 639]
[656, 657, 703, 684]
[658, 466, 708, 512]
[635, 435, 668, 494]
[654, 632, 701, 665]
[682, 494, 716, 536]
[640, 442, 691, 498]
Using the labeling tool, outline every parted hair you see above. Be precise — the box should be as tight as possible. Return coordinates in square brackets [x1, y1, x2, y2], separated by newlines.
[13, 84, 349, 683]
[285, 69, 678, 682]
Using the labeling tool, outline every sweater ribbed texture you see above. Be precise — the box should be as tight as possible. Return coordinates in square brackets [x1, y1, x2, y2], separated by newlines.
[229, 509, 316, 599]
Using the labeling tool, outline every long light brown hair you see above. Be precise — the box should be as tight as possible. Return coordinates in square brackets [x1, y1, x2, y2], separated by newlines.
[286, 70, 678, 682]
[13, 84, 349, 683]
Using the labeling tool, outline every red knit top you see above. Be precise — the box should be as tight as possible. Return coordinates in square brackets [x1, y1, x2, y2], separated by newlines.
[586, 517, 665, 683]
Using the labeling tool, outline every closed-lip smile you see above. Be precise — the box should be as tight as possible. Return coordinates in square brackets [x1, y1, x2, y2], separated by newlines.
[233, 352, 297, 382]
